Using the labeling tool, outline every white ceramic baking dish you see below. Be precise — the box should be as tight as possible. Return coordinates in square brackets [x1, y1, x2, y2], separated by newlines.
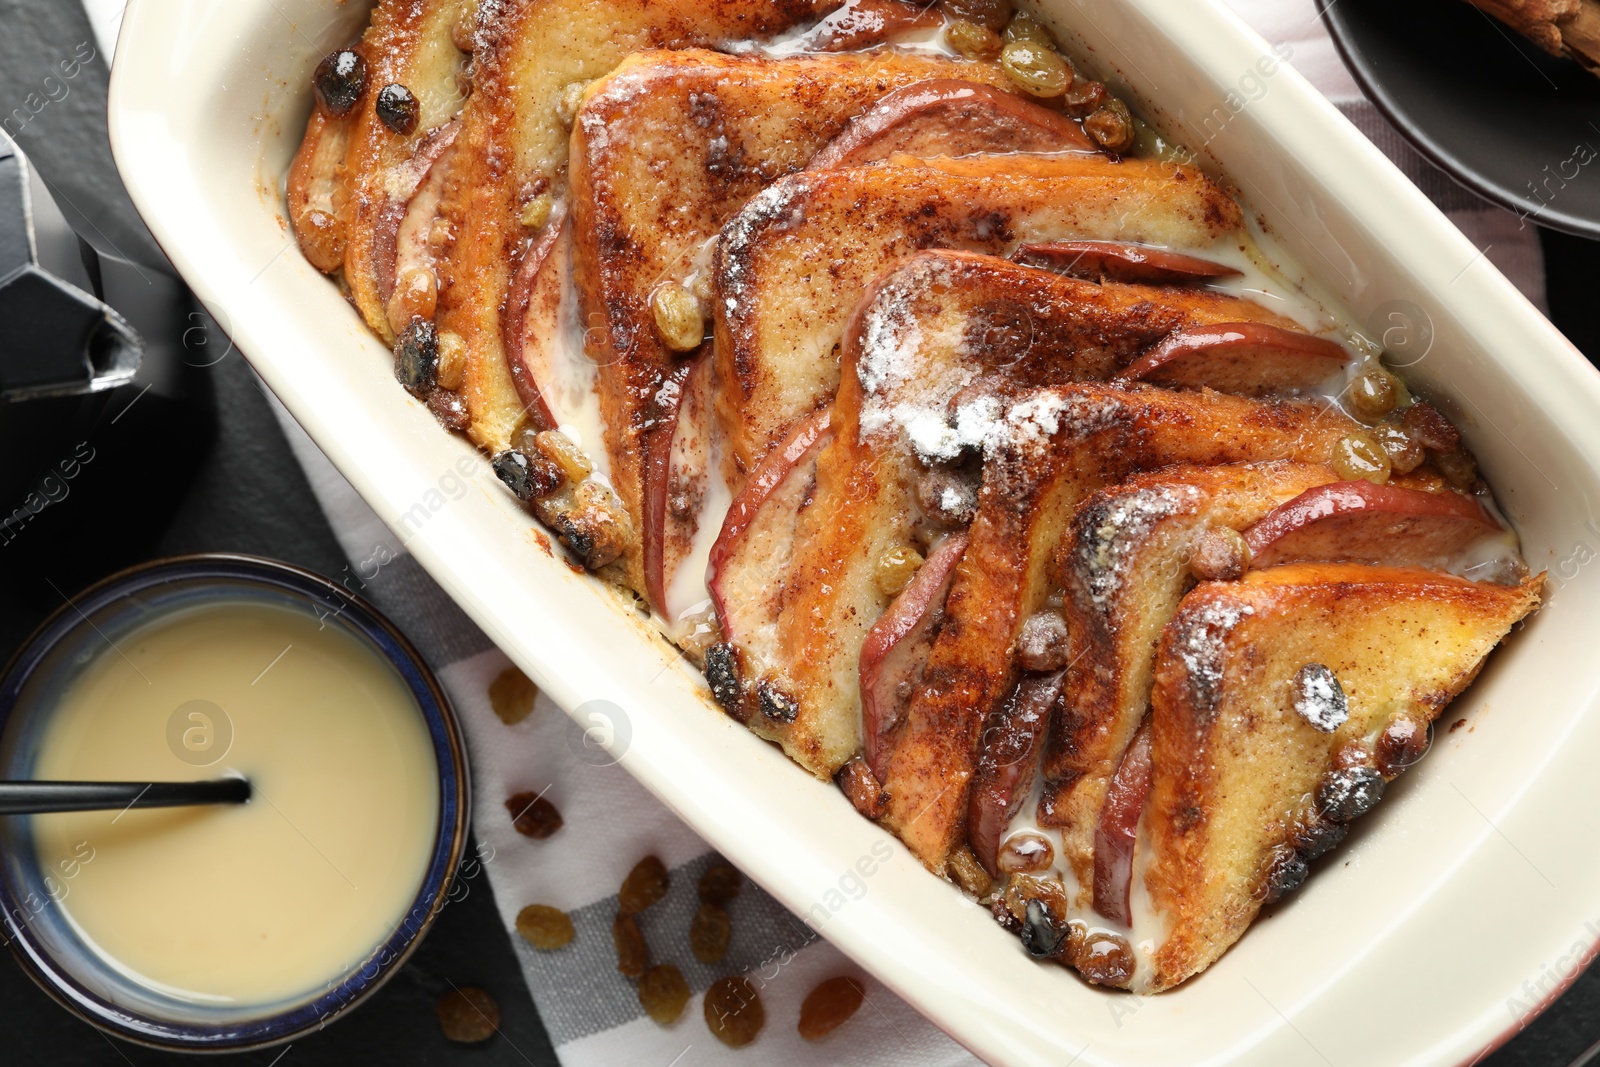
[107, 1, 1600, 1063]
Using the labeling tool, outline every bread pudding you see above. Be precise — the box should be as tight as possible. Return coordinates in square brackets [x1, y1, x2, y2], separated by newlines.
[289, 0, 1543, 994]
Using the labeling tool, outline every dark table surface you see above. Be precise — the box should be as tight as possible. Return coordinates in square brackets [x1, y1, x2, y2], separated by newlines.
[2, 1, 1600, 1064]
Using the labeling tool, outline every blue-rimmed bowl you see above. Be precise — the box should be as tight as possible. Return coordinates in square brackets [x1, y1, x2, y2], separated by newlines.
[0, 554, 469, 1051]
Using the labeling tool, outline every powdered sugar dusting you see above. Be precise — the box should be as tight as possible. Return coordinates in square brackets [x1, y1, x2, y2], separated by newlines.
[1292, 663, 1348, 733]
[1177, 600, 1254, 713]
[1074, 485, 1201, 611]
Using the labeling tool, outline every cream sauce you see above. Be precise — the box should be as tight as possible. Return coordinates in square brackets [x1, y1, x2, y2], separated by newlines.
[31, 601, 439, 1006]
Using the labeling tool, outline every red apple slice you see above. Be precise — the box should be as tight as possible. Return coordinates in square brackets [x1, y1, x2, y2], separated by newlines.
[1092, 721, 1152, 926]
[372, 119, 460, 331]
[638, 356, 706, 614]
[1011, 240, 1240, 285]
[1113, 322, 1349, 396]
[1243, 481, 1502, 571]
[806, 80, 1091, 171]
[707, 410, 833, 638]
[799, 0, 944, 52]
[500, 202, 566, 432]
[966, 667, 1067, 876]
[859, 531, 970, 781]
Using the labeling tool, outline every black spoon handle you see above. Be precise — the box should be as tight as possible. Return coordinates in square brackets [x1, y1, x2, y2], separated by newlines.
[0, 778, 251, 815]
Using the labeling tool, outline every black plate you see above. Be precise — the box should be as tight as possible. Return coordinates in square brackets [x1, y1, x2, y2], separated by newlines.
[1318, 0, 1600, 239]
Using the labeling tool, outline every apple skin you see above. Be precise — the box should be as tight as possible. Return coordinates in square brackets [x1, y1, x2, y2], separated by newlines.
[966, 667, 1068, 877]
[1113, 321, 1349, 396]
[1092, 722, 1153, 926]
[500, 204, 566, 431]
[858, 531, 970, 782]
[800, 0, 945, 53]
[373, 119, 460, 324]
[640, 356, 702, 613]
[807, 79, 1091, 170]
[1243, 481, 1501, 571]
[706, 410, 833, 634]
[1011, 240, 1240, 285]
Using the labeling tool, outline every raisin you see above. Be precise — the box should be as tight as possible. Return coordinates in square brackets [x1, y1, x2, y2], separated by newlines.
[1001, 40, 1071, 98]
[1376, 716, 1432, 778]
[619, 855, 669, 915]
[637, 964, 690, 1025]
[376, 82, 420, 135]
[946, 18, 1003, 59]
[996, 831, 1054, 875]
[1435, 447, 1479, 489]
[691, 902, 732, 964]
[1084, 98, 1136, 155]
[798, 976, 865, 1040]
[1262, 847, 1309, 904]
[1402, 401, 1460, 452]
[1015, 611, 1069, 671]
[1076, 931, 1135, 986]
[489, 666, 538, 725]
[941, 0, 1012, 31]
[1291, 663, 1348, 734]
[1375, 423, 1424, 473]
[1290, 817, 1348, 861]
[1316, 766, 1385, 823]
[1347, 369, 1401, 420]
[874, 545, 924, 597]
[1332, 432, 1392, 484]
[698, 863, 743, 906]
[704, 976, 765, 1048]
[653, 285, 705, 353]
[1020, 898, 1067, 959]
[916, 466, 979, 526]
[612, 912, 648, 977]
[838, 758, 889, 819]
[426, 388, 470, 432]
[1189, 527, 1250, 582]
[1003, 875, 1070, 926]
[394, 318, 439, 397]
[515, 904, 574, 950]
[704, 643, 743, 715]
[436, 986, 499, 1043]
[991, 896, 1023, 933]
[757, 682, 798, 723]
[1061, 77, 1106, 118]
[946, 846, 994, 898]
[313, 49, 366, 118]
[505, 792, 562, 838]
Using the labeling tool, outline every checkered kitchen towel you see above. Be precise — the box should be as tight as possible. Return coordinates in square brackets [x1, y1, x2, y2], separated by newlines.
[92, 0, 1549, 1063]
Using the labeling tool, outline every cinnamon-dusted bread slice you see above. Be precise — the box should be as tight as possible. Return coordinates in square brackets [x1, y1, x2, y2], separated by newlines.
[880, 385, 1365, 870]
[431, 0, 838, 456]
[714, 251, 1306, 779]
[1038, 461, 1340, 890]
[569, 49, 1018, 607]
[713, 152, 1244, 478]
[287, 0, 474, 326]
[1138, 563, 1543, 992]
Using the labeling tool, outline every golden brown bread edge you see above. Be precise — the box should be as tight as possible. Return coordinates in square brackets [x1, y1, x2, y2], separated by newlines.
[287, 0, 471, 315]
[431, 0, 839, 457]
[1042, 460, 1344, 893]
[569, 49, 1019, 606]
[716, 250, 1305, 779]
[1140, 562, 1543, 992]
[878, 384, 1367, 870]
[712, 152, 1245, 481]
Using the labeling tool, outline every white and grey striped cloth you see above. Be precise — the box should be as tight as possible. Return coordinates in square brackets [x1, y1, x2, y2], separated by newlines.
[93, 0, 1549, 1061]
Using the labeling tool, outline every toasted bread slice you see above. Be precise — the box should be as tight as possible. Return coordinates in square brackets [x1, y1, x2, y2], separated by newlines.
[431, 0, 841, 457]
[720, 251, 1308, 778]
[879, 385, 1365, 870]
[338, 0, 473, 343]
[1040, 461, 1341, 892]
[1138, 563, 1543, 992]
[570, 50, 1016, 604]
[713, 152, 1244, 476]
[286, 1, 473, 324]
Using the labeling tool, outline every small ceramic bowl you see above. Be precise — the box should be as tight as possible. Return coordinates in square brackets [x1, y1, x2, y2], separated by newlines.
[0, 554, 469, 1051]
